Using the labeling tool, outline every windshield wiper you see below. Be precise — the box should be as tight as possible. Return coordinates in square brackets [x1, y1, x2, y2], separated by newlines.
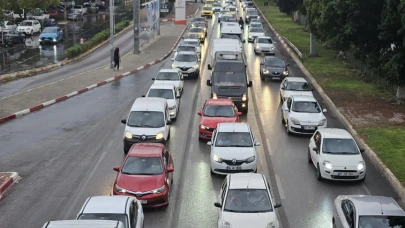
[135, 173, 158, 175]
[228, 144, 251, 147]
[121, 172, 133, 175]
[139, 124, 160, 128]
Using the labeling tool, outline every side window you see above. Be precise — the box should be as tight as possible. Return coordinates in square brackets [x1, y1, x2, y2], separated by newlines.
[212, 130, 217, 143]
[132, 201, 138, 226]
[341, 201, 354, 228]
[164, 151, 169, 168]
[287, 97, 292, 109]
[129, 203, 135, 228]
[221, 180, 228, 204]
[315, 132, 322, 149]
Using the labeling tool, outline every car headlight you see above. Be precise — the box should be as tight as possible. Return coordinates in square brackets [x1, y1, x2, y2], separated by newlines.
[256, 45, 260, 49]
[193, 64, 199, 69]
[115, 185, 127, 193]
[266, 221, 276, 228]
[318, 119, 326, 126]
[246, 15, 250, 18]
[213, 153, 223, 163]
[213, 93, 218, 99]
[357, 161, 365, 171]
[290, 117, 300, 125]
[53, 38, 57, 41]
[263, 69, 269, 74]
[152, 185, 165, 194]
[323, 161, 333, 170]
[125, 131, 133, 139]
[200, 124, 209, 130]
[242, 93, 247, 101]
[156, 132, 164, 140]
[245, 156, 255, 163]
[258, 16, 261, 19]
[169, 105, 176, 110]
[172, 64, 179, 68]
[223, 221, 232, 228]
[283, 70, 288, 75]
[249, 35, 253, 39]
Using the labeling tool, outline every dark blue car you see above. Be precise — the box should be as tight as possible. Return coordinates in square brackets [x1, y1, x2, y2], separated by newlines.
[39, 26, 64, 44]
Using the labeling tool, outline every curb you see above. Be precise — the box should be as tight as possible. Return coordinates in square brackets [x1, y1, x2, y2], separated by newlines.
[0, 25, 189, 125]
[0, 172, 20, 199]
[253, 1, 405, 204]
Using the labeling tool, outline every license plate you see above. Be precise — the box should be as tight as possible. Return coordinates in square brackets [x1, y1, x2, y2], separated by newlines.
[304, 126, 315, 130]
[338, 172, 353, 176]
[140, 200, 147, 204]
[226, 166, 242, 170]
[272, 77, 280, 80]
[182, 74, 188, 77]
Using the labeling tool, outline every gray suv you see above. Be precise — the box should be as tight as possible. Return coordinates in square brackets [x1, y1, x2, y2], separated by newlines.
[172, 51, 200, 79]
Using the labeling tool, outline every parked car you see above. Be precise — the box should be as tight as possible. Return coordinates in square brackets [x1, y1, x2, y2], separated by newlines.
[49, 5, 64, 13]
[39, 26, 64, 44]
[0, 30, 25, 45]
[73, 5, 88, 15]
[28, 9, 50, 20]
[1, 21, 17, 31]
[43, 19, 58, 27]
[84, 2, 99, 13]
[68, 10, 84, 21]
[16, 20, 41, 35]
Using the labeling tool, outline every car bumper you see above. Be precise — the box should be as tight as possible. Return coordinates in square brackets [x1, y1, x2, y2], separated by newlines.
[179, 69, 199, 78]
[123, 138, 166, 151]
[288, 122, 326, 134]
[261, 72, 287, 80]
[40, 39, 58, 44]
[211, 159, 257, 175]
[113, 188, 169, 208]
[199, 128, 215, 140]
[255, 47, 275, 54]
[169, 109, 177, 119]
[320, 166, 366, 181]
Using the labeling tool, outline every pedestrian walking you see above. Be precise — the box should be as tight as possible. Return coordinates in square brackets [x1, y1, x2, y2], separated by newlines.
[113, 47, 121, 71]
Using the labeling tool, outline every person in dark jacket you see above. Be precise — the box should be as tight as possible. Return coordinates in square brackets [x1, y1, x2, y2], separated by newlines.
[113, 47, 121, 71]
[238, 17, 244, 30]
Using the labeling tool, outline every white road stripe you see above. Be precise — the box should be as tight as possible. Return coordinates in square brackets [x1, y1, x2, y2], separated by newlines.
[107, 140, 114, 148]
[275, 175, 286, 200]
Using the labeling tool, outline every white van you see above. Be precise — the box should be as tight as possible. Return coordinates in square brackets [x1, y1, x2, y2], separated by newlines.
[211, 39, 243, 65]
[42, 220, 124, 228]
[121, 97, 172, 154]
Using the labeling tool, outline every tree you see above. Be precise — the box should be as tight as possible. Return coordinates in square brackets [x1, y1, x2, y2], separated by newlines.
[304, 0, 327, 37]
[275, 0, 304, 14]
[0, 0, 59, 18]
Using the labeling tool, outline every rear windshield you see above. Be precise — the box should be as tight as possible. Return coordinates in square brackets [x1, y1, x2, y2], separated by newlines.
[177, 46, 195, 52]
[78, 213, 128, 228]
[358, 215, 405, 228]
[257, 38, 273, 44]
[189, 27, 203, 33]
[156, 72, 179, 80]
[250, 28, 264, 33]
[175, 54, 197, 62]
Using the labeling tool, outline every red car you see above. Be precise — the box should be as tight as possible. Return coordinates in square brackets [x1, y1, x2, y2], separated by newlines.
[197, 98, 242, 140]
[112, 143, 174, 208]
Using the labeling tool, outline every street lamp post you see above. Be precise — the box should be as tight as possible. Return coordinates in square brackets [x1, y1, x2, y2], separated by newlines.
[110, 0, 115, 68]
[133, 0, 140, 54]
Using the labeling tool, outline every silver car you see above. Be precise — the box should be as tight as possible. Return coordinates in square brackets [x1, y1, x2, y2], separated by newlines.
[248, 27, 265, 42]
[68, 10, 84, 20]
[254, 36, 275, 55]
[172, 44, 197, 60]
[181, 39, 201, 58]
[333, 195, 405, 228]
[172, 51, 200, 79]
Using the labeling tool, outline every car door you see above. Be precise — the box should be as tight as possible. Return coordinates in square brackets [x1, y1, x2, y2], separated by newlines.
[282, 97, 292, 122]
[310, 131, 322, 166]
[132, 199, 144, 228]
[280, 79, 288, 99]
[340, 200, 356, 228]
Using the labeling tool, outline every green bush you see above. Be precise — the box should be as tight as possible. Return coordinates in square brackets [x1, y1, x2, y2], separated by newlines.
[66, 20, 130, 59]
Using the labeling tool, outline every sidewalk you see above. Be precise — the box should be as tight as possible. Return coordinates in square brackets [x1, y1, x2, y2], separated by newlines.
[0, 24, 187, 118]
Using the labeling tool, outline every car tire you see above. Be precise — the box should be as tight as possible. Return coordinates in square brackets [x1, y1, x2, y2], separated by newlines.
[316, 164, 323, 181]
[286, 122, 291, 135]
[359, 174, 366, 182]
[210, 169, 215, 176]
[307, 149, 312, 163]
[242, 106, 248, 114]
[281, 113, 285, 124]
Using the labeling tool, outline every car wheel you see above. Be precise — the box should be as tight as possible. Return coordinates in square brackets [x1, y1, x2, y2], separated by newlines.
[359, 174, 366, 182]
[316, 164, 323, 181]
[281, 113, 285, 124]
[307, 149, 312, 163]
[286, 122, 291, 135]
[210, 169, 215, 176]
[242, 106, 248, 114]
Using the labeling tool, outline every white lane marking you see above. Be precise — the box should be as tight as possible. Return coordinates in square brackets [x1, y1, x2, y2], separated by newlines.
[362, 183, 371, 195]
[266, 139, 273, 155]
[275, 175, 286, 200]
[64, 149, 109, 218]
[107, 140, 114, 148]
[87, 84, 97, 90]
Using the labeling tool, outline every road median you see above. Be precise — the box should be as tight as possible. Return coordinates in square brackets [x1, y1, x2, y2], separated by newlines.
[0, 172, 20, 200]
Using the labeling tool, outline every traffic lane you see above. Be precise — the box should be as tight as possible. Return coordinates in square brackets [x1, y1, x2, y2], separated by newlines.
[242, 14, 400, 228]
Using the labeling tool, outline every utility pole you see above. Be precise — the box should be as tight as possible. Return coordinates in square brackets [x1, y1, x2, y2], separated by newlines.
[157, 0, 161, 36]
[110, 0, 115, 68]
[133, 0, 140, 54]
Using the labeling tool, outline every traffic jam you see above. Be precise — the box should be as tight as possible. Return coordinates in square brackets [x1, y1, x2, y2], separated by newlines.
[40, 0, 405, 227]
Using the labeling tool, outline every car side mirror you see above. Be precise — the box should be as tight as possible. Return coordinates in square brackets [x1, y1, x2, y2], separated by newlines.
[171, 57, 174, 61]
[121, 119, 127, 124]
[248, 81, 253, 87]
[274, 203, 282, 208]
[167, 167, 174, 173]
[207, 64, 212, 70]
[176, 95, 181, 99]
[197, 110, 202, 116]
[113, 166, 120, 172]
[242, 39, 246, 43]
[142, 95, 145, 97]
[237, 112, 242, 116]
[214, 202, 222, 208]
[152, 78, 155, 80]
[167, 119, 172, 125]
[312, 147, 318, 152]
[323, 109, 327, 113]
[207, 80, 212, 86]
[281, 87, 285, 90]
[360, 148, 365, 153]
[254, 142, 261, 146]
[207, 141, 212, 146]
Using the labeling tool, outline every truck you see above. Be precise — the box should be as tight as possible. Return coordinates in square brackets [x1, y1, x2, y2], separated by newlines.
[210, 39, 242, 66]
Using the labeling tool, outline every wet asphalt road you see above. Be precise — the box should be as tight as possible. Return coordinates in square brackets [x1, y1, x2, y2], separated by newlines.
[0, 4, 401, 228]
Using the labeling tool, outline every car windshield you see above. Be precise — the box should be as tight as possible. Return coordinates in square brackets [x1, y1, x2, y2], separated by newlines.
[42, 27, 57, 33]
[358, 215, 405, 228]
[192, 23, 205, 28]
[189, 28, 203, 33]
[20, 21, 32, 26]
[177, 46, 195, 52]
[224, 17, 237, 22]
[285, 81, 310, 91]
[193, 18, 205, 22]
[213, 3, 221, 7]
[204, 105, 235, 117]
[121, 156, 163, 175]
[250, 23, 262, 28]
[250, 28, 264, 33]
[213, 72, 246, 87]
[78, 213, 128, 228]
[247, 11, 258, 16]
[292, 101, 321, 113]
[257, 38, 273, 44]
[265, 58, 284, 67]
[221, 15, 232, 20]
[203, 7, 212, 10]
[175, 54, 197, 62]
[156, 72, 179, 80]
[229, 7, 236, 11]
[147, 89, 174, 99]
[185, 34, 199, 39]
[127, 111, 165, 128]
[215, 132, 253, 147]
[221, 34, 242, 41]
[322, 138, 359, 154]
[224, 189, 273, 213]
[183, 41, 199, 47]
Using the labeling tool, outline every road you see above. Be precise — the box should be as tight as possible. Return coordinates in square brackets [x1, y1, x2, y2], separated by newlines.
[0, 3, 401, 228]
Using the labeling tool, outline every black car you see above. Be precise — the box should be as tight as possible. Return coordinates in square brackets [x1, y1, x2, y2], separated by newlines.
[260, 56, 289, 81]
[0, 30, 26, 45]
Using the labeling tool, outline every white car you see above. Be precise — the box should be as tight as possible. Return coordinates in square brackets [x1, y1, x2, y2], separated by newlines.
[226, 5, 237, 13]
[181, 38, 201, 58]
[145, 84, 180, 120]
[248, 22, 263, 29]
[1, 21, 17, 31]
[212, 3, 222, 13]
[152, 69, 184, 96]
[16, 20, 41, 35]
[279, 77, 314, 102]
[76, 196, 144, 228]
[172, 51, 200, 79]
[215, 173, 281, 228]
[282, 95, 327, 134]
[254, 36, 275, 55]
[248, 27, 265, 42]
[308, 128, 366, 181]
[172, 44, 197, 61]
[208, 123, 260, 175]
[74, 5, 88, 14]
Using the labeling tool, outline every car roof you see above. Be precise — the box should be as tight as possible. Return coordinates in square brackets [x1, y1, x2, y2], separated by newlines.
[183, 38, 199, 42]
[128, 143, 164, 157]
[217, 123, 250, 132]
[44, 220, 122, 228]
[285, 77, 307, 82]
[130, 97, 167, 112]
[291, 95, 317, 102]
[342, 195, 405, 216]
[148, 83, 175, 90]
[250, 22, 262, 25]
[205, 98, 234, 106]
[229, 173, 266, 189]
[159, 69, 180, 73]
[81, 196, 131, 214]
[319, 128, 352, 139]
[177, 51, 196, 55]
[178, 44, 195, 47]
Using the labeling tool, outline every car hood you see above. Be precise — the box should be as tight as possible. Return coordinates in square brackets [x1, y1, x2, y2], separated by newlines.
[200, 116, 238, 128]
[173, 61, 197, 68]
[153, 80, 181, 88]
[221, 211, 276, 228]
[249, 32, 265, 37]
[283, 90, 314, 98]
[257, 43, 274, 48]
[167, 99, 177, 108]
[213, 147, 255, 159]
[40, 33, 57, 38]
[265, 66, 284, 72]
[322, 153, 363, 167]
[117, 173, 164, 192]
[125, 126, 165, 136]
[290, 112, 325, 124]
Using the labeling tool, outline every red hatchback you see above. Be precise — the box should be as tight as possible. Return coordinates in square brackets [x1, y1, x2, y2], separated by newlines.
[112, 143, 174, 208]
[197, 98, 241, 140]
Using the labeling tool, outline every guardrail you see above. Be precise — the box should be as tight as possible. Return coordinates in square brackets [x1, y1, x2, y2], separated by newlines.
[281, 35, 303, 61]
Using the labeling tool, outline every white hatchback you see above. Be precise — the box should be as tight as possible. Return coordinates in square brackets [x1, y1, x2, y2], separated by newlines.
[282, 95, 327, 134]
[279, 77, 314, 102]
[248, 27, 265, 42]
[152, 69, 184, 96]
[254, 36, 275, 55]
[208, 123, 260, 175]
[145, 84, 180, 120]
[308, 128, 366, 181]
[215, 173, 281, 228]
